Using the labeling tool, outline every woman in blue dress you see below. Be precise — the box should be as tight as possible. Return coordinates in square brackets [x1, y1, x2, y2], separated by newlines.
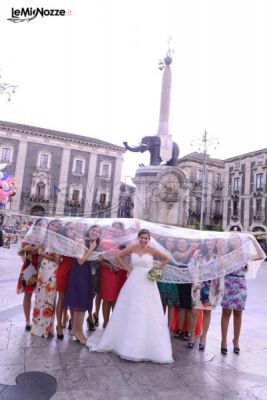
[65, 225, 101, 344]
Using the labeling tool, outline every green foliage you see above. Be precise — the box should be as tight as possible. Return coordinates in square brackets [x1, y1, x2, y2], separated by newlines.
[214, 224, 223, 232]
[194, 222, 200, 230]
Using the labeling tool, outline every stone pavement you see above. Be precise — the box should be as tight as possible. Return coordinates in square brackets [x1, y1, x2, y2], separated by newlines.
[0, 245, 267, 400]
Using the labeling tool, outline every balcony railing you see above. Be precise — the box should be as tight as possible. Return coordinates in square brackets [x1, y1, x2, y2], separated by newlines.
[28, 196, 49, 203]
[214, 183, 223, 190]
[189, 209, 204, 216]
[36, 165, 50, 172]
[97, 174, 111, 180]
[212, 212, 223, 219]
[68, 200, 80, 207]
[232, 189, 240, 194]
[253, 188, 264, 196]
[94, 202, 111, 210]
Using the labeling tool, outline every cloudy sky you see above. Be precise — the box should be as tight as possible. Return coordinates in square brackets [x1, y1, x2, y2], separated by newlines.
[0, 0, 266, 183]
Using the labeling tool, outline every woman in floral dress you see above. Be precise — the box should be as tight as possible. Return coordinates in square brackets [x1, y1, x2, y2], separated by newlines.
[189, 238, 224, 350]
[17, 243, 41, 330]
[31, 220, 61, 337]
[31, 249, 61, 337]
[220, 235, 248, 355]
[16, 218, 48, 330]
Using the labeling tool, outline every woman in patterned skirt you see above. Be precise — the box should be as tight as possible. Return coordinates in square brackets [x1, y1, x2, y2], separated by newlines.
[190, 238, 224, 350]
[17, 243, 41, 330]
[31, 220, 61, 337]
[16, 218, 48, 330]
[220, 235, 247, 355]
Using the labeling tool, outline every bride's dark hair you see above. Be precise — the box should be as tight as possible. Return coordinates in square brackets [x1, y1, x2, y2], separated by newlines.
[138, 229, 150, 239]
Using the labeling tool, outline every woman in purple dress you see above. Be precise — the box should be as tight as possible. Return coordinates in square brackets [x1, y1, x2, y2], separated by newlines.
[64, 225, 101, 344]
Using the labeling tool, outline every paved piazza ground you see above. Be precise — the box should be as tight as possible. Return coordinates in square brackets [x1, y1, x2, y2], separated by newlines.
[0, 243, 267, 400]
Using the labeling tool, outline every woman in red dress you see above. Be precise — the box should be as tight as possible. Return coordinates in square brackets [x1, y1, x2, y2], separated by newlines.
[113, 222, 128, 293]
[99, 255, 120, 328]
[56, 255, 72, 339]
[99, 222, 127, 328]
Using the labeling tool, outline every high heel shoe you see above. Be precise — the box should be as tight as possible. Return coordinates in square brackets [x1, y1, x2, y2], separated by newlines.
[199, 343, 205, 351]
[62, 315, 69, 329]
[183, 331, 190, 341]
[187, 342, 195, 349]
[74, 335, 87, 345]
[174, 329, 183, 339]
[86, 318, 96, 331]
[67, 319, 72, 331]
[233, 340, 240, 354]
[221, 347, 227, 355]
[56, 326, 64, 340]
[93, 312, 99, 327]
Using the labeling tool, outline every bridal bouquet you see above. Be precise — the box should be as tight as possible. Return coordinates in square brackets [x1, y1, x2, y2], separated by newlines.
[147, 268, 162, 282]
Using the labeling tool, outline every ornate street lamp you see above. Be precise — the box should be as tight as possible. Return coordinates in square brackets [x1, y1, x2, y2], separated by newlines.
[191, 131, 220, 230]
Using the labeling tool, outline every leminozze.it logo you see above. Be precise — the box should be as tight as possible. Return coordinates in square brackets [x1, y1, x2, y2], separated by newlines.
[7, 7, 72, 23]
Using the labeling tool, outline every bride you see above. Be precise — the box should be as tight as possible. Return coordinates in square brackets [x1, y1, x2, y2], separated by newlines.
[87, 228, 174, 363]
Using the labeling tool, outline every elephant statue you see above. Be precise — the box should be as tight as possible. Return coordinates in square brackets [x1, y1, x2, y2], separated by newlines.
[123, 136, 179, 167]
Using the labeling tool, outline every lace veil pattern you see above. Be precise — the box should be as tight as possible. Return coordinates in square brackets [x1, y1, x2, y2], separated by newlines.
[24, 217, 265, 284]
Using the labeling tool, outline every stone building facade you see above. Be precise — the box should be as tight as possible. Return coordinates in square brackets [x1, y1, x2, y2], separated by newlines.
[0, 121, 125, 220]
[177, 152, 225, 229]
[223, 149, 267, 232]
[1, 120, 267, 232]
[178, 149, 267, 232]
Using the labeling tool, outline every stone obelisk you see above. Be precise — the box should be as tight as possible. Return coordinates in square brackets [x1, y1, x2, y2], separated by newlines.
[132, 43, 189, 225]
[157, 47, 173, 163]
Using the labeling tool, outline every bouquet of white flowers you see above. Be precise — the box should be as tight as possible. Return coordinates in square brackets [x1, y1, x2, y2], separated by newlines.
[147, 267, 162, 282]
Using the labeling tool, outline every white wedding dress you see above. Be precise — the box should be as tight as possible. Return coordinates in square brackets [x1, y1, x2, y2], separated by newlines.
[87, 253, 173, 363]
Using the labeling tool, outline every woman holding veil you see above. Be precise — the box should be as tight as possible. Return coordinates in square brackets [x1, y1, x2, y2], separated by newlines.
[87, 228, 173, 363]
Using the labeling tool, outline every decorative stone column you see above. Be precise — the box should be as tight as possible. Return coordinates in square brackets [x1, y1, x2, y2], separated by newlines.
[83, 152, 98, 217]
[133, 165, 189, 226]
[55, 148, 71, 216]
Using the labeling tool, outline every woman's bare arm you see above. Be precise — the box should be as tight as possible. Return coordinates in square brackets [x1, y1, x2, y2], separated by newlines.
[116, 244, 134, 272]
[78, 240, 97, 265]
[150, 247, 169, 269]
